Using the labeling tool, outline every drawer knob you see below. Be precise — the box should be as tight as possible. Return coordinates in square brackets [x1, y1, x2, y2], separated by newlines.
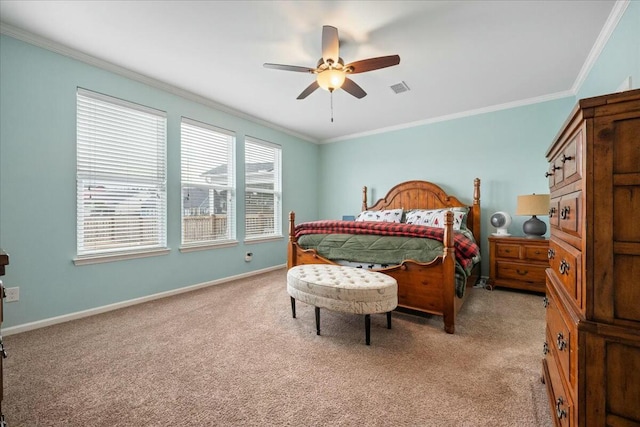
[545, 171, 554, 178]
[561, 154, 573, 163]
[543, 296, 549, 308]
[556, 397, 567, 419]
[556, 332, 567, 351]
[559, 259, 570, 275]
[549, 207, 556, 217]
[516, 269, 528, 276]
[560, 206, 570, 220]
[543, 341, 549, 355]
[548, 248, 555, 259]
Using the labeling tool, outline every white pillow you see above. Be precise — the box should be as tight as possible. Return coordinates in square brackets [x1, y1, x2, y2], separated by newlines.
[405, 208, 468, 230]
[355, 208, 403, 223]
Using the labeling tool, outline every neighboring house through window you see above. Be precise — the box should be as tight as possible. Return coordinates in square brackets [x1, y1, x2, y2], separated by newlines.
[181, 118, 236, 247]
[76, 88, 167, 263]
[244, 137, 282, 240]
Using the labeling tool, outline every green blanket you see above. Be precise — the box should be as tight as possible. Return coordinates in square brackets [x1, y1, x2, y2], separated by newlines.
[297, 233, 474, 297]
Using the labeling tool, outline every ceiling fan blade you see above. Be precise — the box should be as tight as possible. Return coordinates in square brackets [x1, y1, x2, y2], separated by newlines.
[297, 81, 320, 100]
[341, 78, 367, 99]
[322, 25, 340, 65]
[263, 63, 315, 73]
[345, 55, 400, 74]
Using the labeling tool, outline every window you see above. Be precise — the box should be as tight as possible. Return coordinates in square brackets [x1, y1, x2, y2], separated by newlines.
[76, 88, 167, 262]
[245, 137, 282, 240]
[181, 118, 236, 246]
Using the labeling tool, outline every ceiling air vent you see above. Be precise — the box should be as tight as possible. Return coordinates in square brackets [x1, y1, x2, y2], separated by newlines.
[390, 81, 410, 94]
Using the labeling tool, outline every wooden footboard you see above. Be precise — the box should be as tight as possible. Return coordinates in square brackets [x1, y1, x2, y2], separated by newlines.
[287, 178, 481, 334]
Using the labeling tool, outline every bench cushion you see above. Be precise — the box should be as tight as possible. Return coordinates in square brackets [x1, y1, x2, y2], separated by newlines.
[287, 265, 398, 315]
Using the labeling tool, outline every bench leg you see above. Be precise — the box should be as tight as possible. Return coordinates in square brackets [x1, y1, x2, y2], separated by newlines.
[290, 297, 296, 318]
[387, 311, 392, 329]
[365, 314, 371, 345]
[315, 307, 321, 335]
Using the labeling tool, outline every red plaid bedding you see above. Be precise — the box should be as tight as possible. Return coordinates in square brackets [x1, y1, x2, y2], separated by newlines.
[295, 220, 480, 269]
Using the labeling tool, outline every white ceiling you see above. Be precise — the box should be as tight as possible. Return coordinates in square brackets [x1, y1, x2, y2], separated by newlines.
[0, 1, 618, 143]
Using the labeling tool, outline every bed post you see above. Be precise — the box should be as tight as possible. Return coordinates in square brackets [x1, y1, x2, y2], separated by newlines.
[442, 210, 456, 334]
[287, 211, 297, 269]
[362, 186, 368, 211]
[472, 178, 481, 244]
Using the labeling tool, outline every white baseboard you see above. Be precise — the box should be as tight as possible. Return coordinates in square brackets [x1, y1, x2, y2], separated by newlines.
[2, 264, 286, 336]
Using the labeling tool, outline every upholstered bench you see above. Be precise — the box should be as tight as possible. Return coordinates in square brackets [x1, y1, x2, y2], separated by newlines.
[286, 264, 398, 345]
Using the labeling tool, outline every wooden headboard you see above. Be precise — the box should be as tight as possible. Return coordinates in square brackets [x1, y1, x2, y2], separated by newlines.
[362, 178, 481, 243]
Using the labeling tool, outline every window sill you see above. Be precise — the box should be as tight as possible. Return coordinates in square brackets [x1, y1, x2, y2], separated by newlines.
[74, 248, 170, 266]
[179, 240, 239, 253]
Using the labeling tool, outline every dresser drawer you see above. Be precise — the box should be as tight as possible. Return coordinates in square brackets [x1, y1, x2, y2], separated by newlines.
[548, 239, 582, 307]
[543, 340, 573, 427]
[558, 192, 581, 237]
[496, 261, 546, 283]
[546, 286, 575, 389]
[548, 128, 582, 191]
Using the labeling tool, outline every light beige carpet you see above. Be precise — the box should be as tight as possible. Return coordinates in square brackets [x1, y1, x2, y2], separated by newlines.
[3, 268, 552, 426]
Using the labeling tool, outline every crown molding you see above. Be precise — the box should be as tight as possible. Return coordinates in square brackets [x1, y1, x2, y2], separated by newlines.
[571, 0, 630, 94]
[322, 90, 575, 144]
[0, 23, 318, 144]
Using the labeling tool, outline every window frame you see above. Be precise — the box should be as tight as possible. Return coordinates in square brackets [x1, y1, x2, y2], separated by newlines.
[74, 88, 168, 265]
[180, 117, 237, 251]
[244, 136, 282, 242]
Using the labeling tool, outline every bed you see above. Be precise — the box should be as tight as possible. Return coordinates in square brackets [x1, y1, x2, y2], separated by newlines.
[287, 179, 481, 333]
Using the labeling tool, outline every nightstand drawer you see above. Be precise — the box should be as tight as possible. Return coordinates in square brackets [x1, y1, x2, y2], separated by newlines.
[525, 244, 549, 261]
[495, 243, 520, 259]
[496, 261, 547, 283]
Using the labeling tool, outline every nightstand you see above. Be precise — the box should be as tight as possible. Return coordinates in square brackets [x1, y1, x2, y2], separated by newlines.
[488, 236, 548, 293]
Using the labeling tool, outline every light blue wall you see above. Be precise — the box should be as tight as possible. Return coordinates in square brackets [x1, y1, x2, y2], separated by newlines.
[317, 1, 640, 277]
[577, 0, 640, 100]
[0, 35, 319, 328]
[318, 98, 575, 275]
[1, 1, 638, 330]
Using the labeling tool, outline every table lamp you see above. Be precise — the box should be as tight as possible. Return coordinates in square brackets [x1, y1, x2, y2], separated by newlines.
[516, 194, 550, 238]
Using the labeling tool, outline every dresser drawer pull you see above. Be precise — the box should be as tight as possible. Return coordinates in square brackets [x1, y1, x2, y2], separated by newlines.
[516, 269, 529, 276]
[561, 154, 573, 163]
[0, 338, 6, 358]
[543, 341, 549, 355]
[556, 332, 567, 351]
[543, 296, 549, 308]
[556, 397, 567, 419]
[545, 171, 554, 178]
[559, 260, 570, 275]
[549, 207, 556, 217]
[548, 248, 555, 259]
[560, 206, 570, 220]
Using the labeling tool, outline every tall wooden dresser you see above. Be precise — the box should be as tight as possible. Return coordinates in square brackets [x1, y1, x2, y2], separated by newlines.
[542, 89, 640, 427]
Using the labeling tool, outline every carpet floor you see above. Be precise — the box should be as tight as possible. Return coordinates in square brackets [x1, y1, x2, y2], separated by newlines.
[3, 268, 552, 426]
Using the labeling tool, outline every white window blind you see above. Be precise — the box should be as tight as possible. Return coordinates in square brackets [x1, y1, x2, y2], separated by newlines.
[245, 137, 282, 239]
[76, 88, 167, 258]
[181, 118, 236, 246]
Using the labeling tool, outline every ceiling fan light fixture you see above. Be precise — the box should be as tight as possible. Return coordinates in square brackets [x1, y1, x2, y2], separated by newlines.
[317, 69, 345, 92]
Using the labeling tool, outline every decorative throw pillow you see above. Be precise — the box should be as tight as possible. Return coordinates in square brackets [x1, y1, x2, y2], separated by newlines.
[405, 207, 469, 230]
[355, 208, 403, 223]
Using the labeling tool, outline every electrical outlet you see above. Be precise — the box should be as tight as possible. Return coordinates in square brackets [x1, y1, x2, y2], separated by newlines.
[5, 287, 19, 302]
[245, 252, 253, 262]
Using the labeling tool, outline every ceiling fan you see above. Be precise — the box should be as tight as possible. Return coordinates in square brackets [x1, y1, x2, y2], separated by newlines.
[264, 25, 400, 100]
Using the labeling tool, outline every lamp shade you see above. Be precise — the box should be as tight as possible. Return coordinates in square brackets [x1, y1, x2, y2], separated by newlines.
[516, 194, 550, 216]
[317, 69, 346, 91]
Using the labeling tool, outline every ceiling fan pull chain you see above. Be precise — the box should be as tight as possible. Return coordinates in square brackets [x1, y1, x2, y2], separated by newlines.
[330, 91, 334, 123]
